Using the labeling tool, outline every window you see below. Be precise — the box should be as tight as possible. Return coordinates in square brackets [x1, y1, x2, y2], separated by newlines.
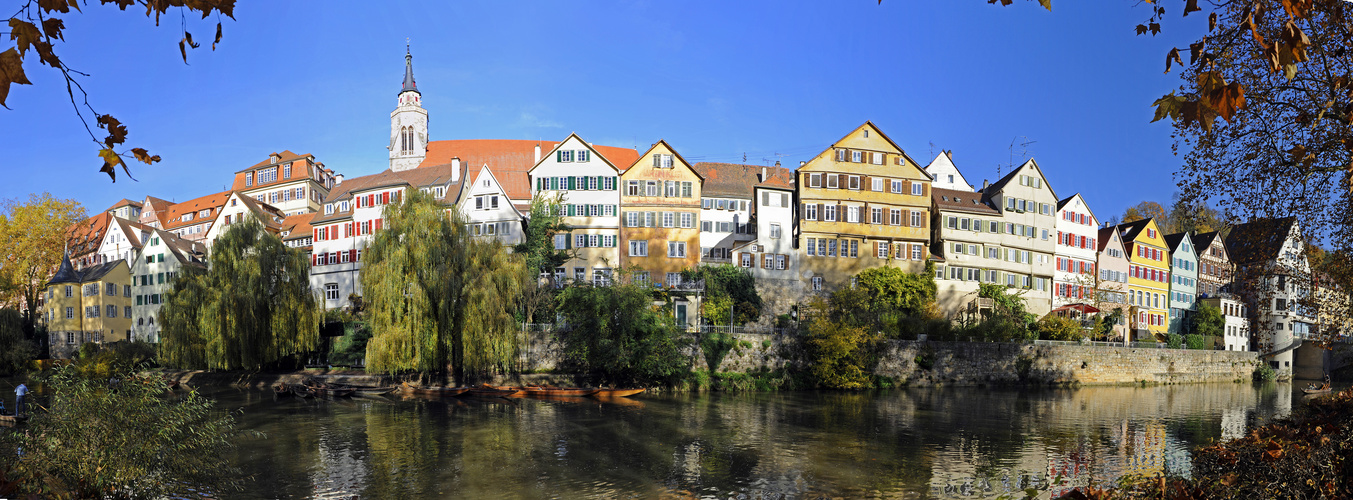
[763, 254, 774, 268]
[106, 283, 116, 296]
[851, 151, 862, 162]
[848, 176, 860, 190]
[558, 150, 574, 162]
[827, 174, 839, 188]
[668, 241, 687, 258]
[846, 206, 859, 223]
[681, 182, 692, 197]
[775, 254, 786, 270]
[324, 283, 339, 300]
[812, 276, 823, 291]
[245, 172, 253, 187]
[65, 285, 72, 297]
[824, 205, 837, 222]
[911, 183, 923, 196]
[665, 181, 677, 197]
[646, 181, 659, 197]
[629, 240, 648, 256]
[65, 307, 73, 319]
[910, 211, 923, 227]
[681, 213, 694, 228]
[124, 285, 131, 297]
[871, 208, 882, 224]
[770, 223, 782, 239]
[259, 167, 278, 184]
[741, 253, 753, 267]
[877, 242, 888, 258]
[627, 180, 641, 196]
[809, 174, 821, 188]
[891, 180, 903, 193]
[890, 209, 901, 225]
[106, 305, 116, 318]
[871, 178, 884, 191]
[578, 150, 590, 162]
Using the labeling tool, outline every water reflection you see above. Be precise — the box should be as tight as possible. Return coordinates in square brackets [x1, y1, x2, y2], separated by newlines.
[176, 382, 1309, 499]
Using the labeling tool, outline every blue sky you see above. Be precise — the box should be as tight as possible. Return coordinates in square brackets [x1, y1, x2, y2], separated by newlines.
[1, 1, 1204, 221]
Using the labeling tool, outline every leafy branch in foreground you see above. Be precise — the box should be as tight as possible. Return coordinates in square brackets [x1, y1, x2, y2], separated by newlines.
[4, 0, 236, 181]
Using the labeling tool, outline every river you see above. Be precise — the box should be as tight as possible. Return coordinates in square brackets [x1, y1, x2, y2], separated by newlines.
[124, 381, 1312, 499]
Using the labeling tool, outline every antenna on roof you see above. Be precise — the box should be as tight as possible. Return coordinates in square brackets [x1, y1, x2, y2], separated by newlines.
[1001, 136, 1036, 177]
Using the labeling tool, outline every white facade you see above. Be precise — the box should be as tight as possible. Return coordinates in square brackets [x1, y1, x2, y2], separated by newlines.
[529, 134, 623, 284]
[979, 159, 1058, 316]
[389, 49, 427, 172]
[698, 195, 753, 264]
[203, 193, 286, 248]
[1205, 295, 1250, 352]
[129, 230, 204, 343]
[742, 182, 796, 280]
[1052, 193, 1100, 309]
[96, 218, 150, 268]
[923, 151, 975, 191]
[460, 165, 525, 246]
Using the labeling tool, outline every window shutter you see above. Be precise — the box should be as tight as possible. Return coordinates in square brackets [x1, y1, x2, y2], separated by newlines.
[903, 180, 911, 194]
[921, 183, 929, 197]
[861, 175, 870, 189]
[375, 219, 382, 231]
[348, 249, 356, 262]
[921, 211, 928, 229]
[311, 254, 317, 266]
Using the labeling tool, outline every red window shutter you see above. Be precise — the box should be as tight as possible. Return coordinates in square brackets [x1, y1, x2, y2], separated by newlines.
[348, 249, 356, 262]
[311, 254, 317, 266]
[375, 218, 383, 231]
[313, 228, 319, 241]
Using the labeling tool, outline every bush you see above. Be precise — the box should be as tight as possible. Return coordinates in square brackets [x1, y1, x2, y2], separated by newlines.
[1167, 333, 1185, 349]
[700, 331, 736, 373]
[329, 321, 373, 366]
[805, 313, 875, 389]
[1254, 363, 1277, 381]
[1037, 315, 1086, 341]
[1185, 334, 1209, 350]
[0, 308, 36, 376]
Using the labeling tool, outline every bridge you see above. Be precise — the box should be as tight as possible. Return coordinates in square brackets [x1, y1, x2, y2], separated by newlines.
[1294, 337, 1353, 381]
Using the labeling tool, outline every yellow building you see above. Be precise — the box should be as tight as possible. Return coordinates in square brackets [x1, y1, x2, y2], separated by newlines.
[45, 253, 132, 358]
[620, 140, 703, 288]
[1116, 218, 1171, 340]
[797, 122, 932, 292]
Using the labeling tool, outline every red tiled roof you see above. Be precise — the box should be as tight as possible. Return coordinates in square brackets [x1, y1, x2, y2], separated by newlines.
[66, 213, 111, 258]
[757, 165, 795, 190]
[162, 191, 232, 231]
[230, 150, 317, 191]
[691, 162, 764, 199]
[281, 212, 316, 242]
[933, 187, 1000, 215]
[312, 163, 464, 225]
[105, 198, 142, 211]
[418, 139, 639, 200]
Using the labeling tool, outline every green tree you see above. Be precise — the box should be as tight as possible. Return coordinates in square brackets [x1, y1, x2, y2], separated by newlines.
[513, 193, 571, 323]
[855, 264, 938, 317]
[685, 264, 762, 325]
[157, 216, 320, 370]
[362, 190, 527, 382]
[1191, 301, 1225, 337]
[555, 279, 689, 386]
[0, 308, 35, 375]
[804, 298, 875, 389]
[1121, 201, 1168, 228]
[0, 193, 85, 340]
[0, 366, 243, 498]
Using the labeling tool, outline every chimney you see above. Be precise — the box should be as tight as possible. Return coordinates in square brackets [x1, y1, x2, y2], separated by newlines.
[982, 179, 989, 190]
[534, 144, 541, 164]
[799, 161, 806, 168]
[945, 150, 953, 160]
[451, 157, 461, 182]
[761, 166, 767, 182]
[334, 174, 344, 185]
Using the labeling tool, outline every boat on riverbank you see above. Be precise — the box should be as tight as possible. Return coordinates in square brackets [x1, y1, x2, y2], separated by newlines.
[290, 385, 315, 398]
[523, 386, 600, 397]
[592, 388, 645, 398]
[401, 382, 469, 397]
[468, 385, 524, 397]
[274, 383, 291, 397]
[353, 386, 397, 395]
[0, 414, 27, 425]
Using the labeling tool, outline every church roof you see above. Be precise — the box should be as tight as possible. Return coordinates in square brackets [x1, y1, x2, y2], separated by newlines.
[401, 48, 418, 94]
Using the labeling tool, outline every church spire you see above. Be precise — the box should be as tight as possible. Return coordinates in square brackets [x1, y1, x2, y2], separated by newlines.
[401, 40, 418, 95]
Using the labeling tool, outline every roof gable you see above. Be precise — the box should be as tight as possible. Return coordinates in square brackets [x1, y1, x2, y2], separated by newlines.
[1163, 231, 1197, 259]
[624, 140, 702, 180]
[1097, 226, 1127, 254]
[1225, 217, 1299, 265]
[985, 158, 1059, 202]
[923, 151, 975, 191]
[800, 121, 930, 180]
[530, 132, 625, 175]
[1055, 193, 1097, 222]
[1117, 217, 1167, 249]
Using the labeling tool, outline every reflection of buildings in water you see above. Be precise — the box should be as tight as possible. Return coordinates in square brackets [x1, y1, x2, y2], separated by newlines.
[1045, 441, 1095, 499]
[926, 435, 1058, 498]
[1274, 383, 1293, 419]
[1116, 421, 1167, 479]
[1221, 407, 1248, 441]
[311, 432, 370, 499]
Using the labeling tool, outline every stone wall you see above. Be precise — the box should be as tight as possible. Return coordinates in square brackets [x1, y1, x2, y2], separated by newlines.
[875, 341, 1259, 386]
[518, 331, 1261, 386]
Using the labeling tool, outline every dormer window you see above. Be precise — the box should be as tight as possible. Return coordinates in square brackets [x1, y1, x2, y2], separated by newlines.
[340, 201, 349, 212]
[259, 167, 278, 184]
[283, 163, 292, 180]
[325, 204, 335, 215]
[245, 173, 253, 187]
[183, 213, 193, 221]
[199, 209, 210, 218]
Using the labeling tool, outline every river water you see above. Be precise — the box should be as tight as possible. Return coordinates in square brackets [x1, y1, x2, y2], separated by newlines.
[140, 381, 1315, 499]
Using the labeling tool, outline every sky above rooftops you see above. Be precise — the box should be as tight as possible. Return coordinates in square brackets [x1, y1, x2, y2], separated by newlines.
[1, 1, 1200, 221]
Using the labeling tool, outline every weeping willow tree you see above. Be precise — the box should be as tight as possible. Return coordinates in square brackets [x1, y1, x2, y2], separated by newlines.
[158, 217, 320, 370]
[361, 189, 528, 382]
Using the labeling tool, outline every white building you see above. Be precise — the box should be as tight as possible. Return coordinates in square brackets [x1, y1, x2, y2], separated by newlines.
[1052, 193, 1100, 311]
[461, 164, 526, 246]
[159, 191, 230, 243]
[972, 159, 1058, 316]
[231, 150, 338, 216]
[1226, 217, 1315, 376]
[129, 228, 205, 342]
[95, 216, 152, 268]
[203, 192, 287, 248]
[733, 164, 798, 316]
[1203, 295, 1250, 352]
[529, 134, 627, 285]
[923, 150, 975, 191]
[690, 162, 759, 265]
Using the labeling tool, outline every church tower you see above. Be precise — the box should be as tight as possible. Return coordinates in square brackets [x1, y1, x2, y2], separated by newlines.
[389, 44, 428, 172]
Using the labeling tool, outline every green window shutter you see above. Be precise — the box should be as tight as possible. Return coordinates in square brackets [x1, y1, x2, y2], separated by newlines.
[556, 151, 563, 162]
[567, 205, 576, 216]
[568, 177, 576, 190]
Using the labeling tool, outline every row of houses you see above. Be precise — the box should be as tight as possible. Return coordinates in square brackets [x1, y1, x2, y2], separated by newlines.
[41, 48, 1333, 377]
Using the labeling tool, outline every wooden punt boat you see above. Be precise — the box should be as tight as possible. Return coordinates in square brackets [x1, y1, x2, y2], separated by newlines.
[591, 388, 645, 398]
[1303, 384, 1333, 395]
[468, 385, 524, 397]
[401, 382, 469, 397]
[522, 386, 600, 397]
[0, 414, 28, 424]
[274, 383, 291, 397]
[290, 385, 315, 398]
[353, 386, 397, 395]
